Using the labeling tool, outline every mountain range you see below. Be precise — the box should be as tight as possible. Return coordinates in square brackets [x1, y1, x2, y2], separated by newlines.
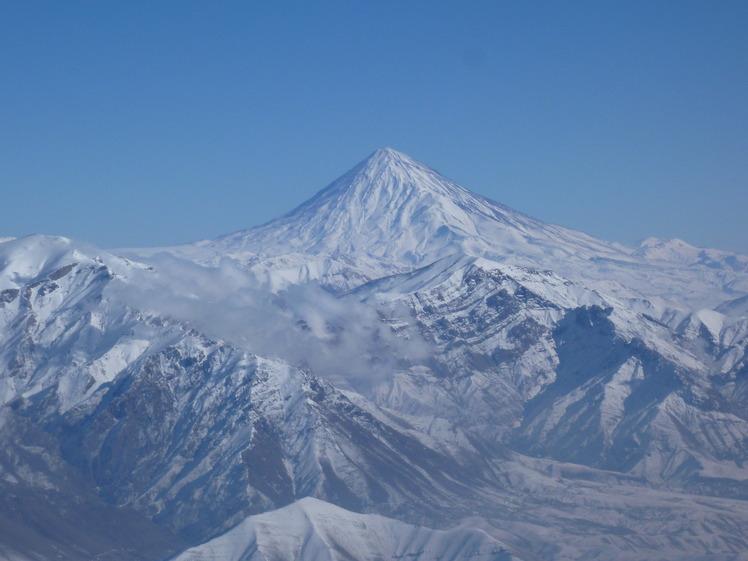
[1, 148, 747, 560]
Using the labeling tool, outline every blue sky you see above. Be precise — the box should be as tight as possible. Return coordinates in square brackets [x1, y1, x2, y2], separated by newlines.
[1, 1, 746, 252]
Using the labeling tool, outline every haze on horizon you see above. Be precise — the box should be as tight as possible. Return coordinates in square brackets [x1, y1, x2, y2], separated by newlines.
[1, 2, 746, 253]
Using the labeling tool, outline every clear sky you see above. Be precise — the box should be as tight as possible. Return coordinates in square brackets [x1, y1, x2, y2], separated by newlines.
[1, 1, 746, 252]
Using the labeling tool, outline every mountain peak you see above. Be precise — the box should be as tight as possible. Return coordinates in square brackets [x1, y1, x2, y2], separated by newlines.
[196, 148, 632, 287]
[365, 146, 416, 167]
[205, 147, 497, 268]
[371, 146, 403, 158]
[351, 146, 437, 192]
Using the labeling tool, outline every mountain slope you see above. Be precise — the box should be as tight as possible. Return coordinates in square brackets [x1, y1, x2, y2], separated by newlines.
[2, 148, 747, 561]
[342, 255, 748, 494]
[171, 497, 515, 561]
[0, 236, 505, 545]
[210, 147, 628, 267]
[0, 408, 184, 561]
[135, 147, 748, 311]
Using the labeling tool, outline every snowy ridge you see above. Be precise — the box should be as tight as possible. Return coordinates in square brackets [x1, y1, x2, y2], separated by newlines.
[171, 497, 514, 561]
[635, 236, 748, 271]
[0, 235, 149, 291]
[1, 149, 747, 560]
[0, 237, 158, 408]
[0, 239, 508, 547]
[129, 148, 748, 312]
[342, 254, 748, 487]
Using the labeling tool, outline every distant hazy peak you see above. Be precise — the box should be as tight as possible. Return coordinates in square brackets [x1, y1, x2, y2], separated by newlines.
[635, 236, 748, 271]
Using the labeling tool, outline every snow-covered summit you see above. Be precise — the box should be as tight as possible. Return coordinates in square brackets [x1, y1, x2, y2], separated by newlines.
[0, 234, 151, 292]
[125, 148, 748, 310]
[194, 148, 630, 274]
[635, 236, 748, 272]
[0, 235, 83, 289]
[172, 497, 514, 561]
[3, 151, 748, 561]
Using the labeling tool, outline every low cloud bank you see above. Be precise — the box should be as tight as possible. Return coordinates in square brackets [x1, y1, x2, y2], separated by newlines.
[109, 253, 430, 389]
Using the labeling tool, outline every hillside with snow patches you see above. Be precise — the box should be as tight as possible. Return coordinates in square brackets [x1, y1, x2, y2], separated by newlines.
[1, 148, 747, 560]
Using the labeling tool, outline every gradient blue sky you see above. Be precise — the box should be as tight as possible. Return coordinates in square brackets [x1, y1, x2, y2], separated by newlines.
[2, 1, 746, 252]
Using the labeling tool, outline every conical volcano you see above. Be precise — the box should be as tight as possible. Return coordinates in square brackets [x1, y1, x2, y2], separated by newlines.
[205, 148, 628, 273]
[140, 148, 747, 307]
